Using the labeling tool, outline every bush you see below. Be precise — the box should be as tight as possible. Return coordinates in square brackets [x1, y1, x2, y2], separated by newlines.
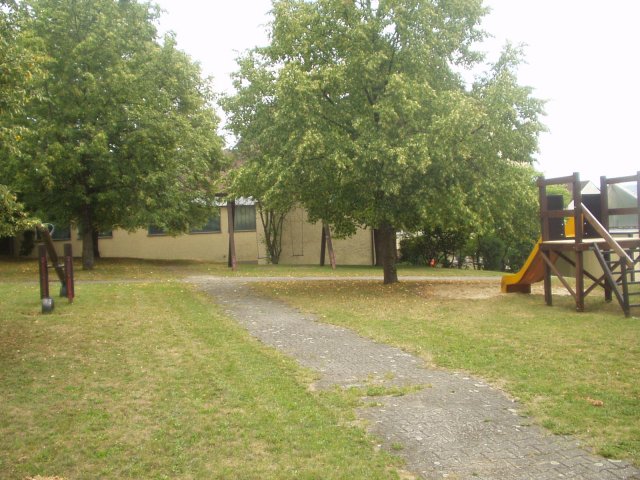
[476, 236, 505, 271]
[19, 230, 35, 256]
[399, 235, 429, 265]
[399, 226, 468, 267]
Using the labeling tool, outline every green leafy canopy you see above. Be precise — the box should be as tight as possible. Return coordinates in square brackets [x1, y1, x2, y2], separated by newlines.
[226, 0, 545, 230]
[2, 0, 226, 267]
[224, 0, 546, 281]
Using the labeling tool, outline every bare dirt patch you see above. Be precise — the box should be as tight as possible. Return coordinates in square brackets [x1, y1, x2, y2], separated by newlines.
[414, 280, 502, 300]
[412, 279, 571, 300]
[26, 477, 66, 480]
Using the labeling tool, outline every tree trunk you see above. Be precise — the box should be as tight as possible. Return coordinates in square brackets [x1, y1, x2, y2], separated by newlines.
[227, 201, 237, 271]
[258, 206, 285, 265]
[81, 206, 95, 270]
[92, 229, 101, 259]
[379, 223, 398, 284]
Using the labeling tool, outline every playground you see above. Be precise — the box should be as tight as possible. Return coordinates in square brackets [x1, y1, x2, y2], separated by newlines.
[1, 256, 639, 479]
[1, 172, 639, 479]
[502, 172, 640, 317]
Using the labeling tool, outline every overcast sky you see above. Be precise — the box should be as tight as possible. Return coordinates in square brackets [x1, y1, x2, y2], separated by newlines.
[155, 0, 638, 184]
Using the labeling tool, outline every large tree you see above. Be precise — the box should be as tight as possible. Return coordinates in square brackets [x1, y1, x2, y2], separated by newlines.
[1, 1, 43, 236]
[1, 1, 42, 149]
[225, 0, 545, 283]
[2, 0, 225, 268]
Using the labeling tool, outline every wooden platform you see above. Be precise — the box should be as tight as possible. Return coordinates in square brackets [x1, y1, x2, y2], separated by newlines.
[542, 237, 640, 250]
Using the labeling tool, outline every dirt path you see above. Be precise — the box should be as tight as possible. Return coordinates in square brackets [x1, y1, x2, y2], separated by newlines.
[192, 277, 639, 480]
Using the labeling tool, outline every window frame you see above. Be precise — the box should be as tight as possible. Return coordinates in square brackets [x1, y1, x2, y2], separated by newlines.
[190, 211, 222, 234]
[233, 204, 257, 232]
[147, 225, 167, 236]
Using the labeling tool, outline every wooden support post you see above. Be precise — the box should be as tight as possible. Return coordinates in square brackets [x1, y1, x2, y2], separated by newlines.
[603, 249, 612, 303]
[620, 260, 631, 317]
[571, 173, 585, 312]
[38, 226, 66, 287]
[323, 222, 336, 270]
[38, 245, 49, 300]
[370, 229, 376, 266]
[64, 243, 75, 303]
[600, 175, 610, 231]
[320, 226, 326, 266]
[538, 176, 552, 306]
[575, 250, 585, 312]
[543, 251, 553, 306]
[227, 200, 237, 271]
[572, 172, 583, 244]
[537, 176, 549, 241]
[600, 175, 611, 302]
[38, 245, 54, 314]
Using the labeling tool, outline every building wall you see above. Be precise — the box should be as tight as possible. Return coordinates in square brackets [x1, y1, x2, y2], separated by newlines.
[16, 205, 374, 265]
[100, 206, 259, 262]
[98, 229, 259, 263]
[278, 207, 373, 266]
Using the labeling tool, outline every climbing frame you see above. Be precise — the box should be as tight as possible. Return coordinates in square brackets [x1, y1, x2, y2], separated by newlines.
[537, 172, 640, 316]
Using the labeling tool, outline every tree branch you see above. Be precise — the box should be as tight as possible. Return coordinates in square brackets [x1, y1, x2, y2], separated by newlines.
[318, 112, 358, 139]
[322, 90, 335, 105]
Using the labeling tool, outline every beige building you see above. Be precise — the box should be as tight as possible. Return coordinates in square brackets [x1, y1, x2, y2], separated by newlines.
[7, 203, 375, 266]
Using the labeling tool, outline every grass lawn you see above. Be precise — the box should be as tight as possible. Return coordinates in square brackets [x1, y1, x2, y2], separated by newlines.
[0, 281, 402, 479]
[253, 280, 640, 465]
[0, 256, 501, 282]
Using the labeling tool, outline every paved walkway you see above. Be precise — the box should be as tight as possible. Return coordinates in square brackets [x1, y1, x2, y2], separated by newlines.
[192, 277, 640, 480]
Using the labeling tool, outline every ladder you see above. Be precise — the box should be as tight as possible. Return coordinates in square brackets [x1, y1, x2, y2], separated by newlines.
[592, 245, 640, 317]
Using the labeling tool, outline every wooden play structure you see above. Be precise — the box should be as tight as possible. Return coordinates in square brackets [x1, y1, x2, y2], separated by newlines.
[36, 224, 75, 313]
[502, 172, 640, 317]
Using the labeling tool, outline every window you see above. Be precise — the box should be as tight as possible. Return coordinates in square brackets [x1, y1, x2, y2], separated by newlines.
[50, 225, 71, 241]
[234, 205, 256, 231]
[191, 212, 221, 234]
[148, 225, 166, 236]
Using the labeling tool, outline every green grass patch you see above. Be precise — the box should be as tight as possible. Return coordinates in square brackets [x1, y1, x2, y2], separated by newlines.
[0, 257, 500, 282]
[253, 280, 640, 465]
[0, 282, 402, 479]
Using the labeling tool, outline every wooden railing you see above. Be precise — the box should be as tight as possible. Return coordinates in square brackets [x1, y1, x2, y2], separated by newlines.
[581, 204, 634, 267]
